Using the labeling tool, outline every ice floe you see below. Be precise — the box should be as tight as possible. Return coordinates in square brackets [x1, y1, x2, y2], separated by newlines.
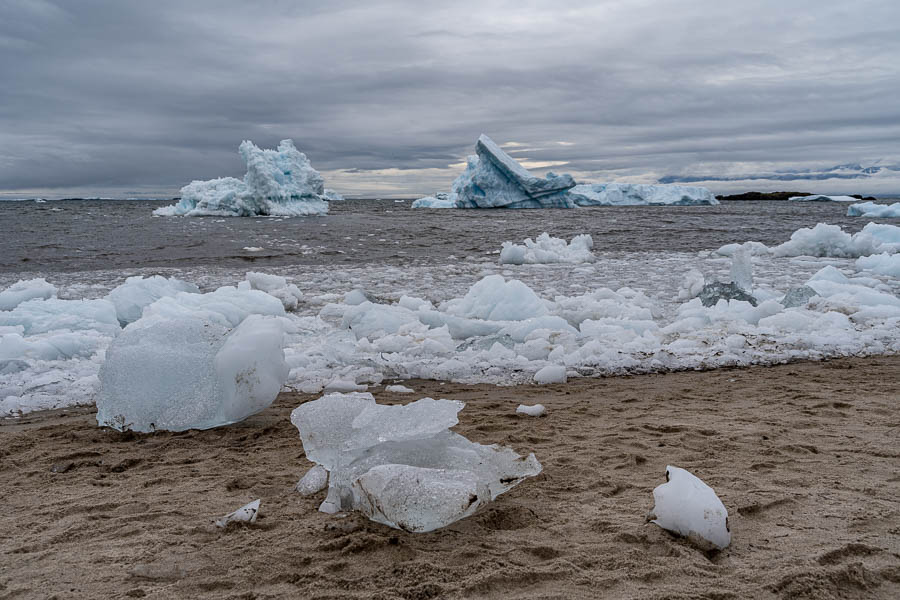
[0, 278, 57, 311]
[847, 201, 900, 218]
[717, 222, 900, 258]
[290, 392, 541, 531]
[500, 233, 594, 265]
[154, 140, 331, 217]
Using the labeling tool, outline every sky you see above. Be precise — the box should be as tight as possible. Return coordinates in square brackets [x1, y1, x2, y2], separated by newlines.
[1, 0, 900, 198]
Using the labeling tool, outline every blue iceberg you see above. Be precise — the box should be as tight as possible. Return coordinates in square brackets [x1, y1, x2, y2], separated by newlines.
[154, 140, 331, 217]
[567, 183, 718, 206]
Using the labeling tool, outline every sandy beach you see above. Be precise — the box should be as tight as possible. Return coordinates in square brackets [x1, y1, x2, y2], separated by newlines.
[2, 356, 898, 600]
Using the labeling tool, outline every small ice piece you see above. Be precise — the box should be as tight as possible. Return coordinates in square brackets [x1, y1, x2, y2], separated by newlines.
[697, 282, 758, 307]
[290, 393, 541, 531]
[856, 252, 900, 277]
[385, 384, 415, 394]
[567, 183, 718, 206]
[245, 272, 303, 311]
[781, 286, 818, 308]
[0, 279, 57, 311]
[154, 140, 330, 217]
[243, 247, 264, 252]
[295, 465, 328, 496]
[516, 404, 546, 417]
[499, 233, 594, 265]
[677, 269, 705, 301]
[106, 275, 199, 325]
[729, 244, 753, 292]
[648, 466, 730, 551]
[215, 499, 260, 527]
[533, 365, 566, 384]
[846, 201, 900, 217]
[323, 379, 367, 393]
[343, 289, 375, 306]
[96, 314, 288, 432]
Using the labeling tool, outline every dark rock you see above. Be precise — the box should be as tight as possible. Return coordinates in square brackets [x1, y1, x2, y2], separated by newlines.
[716, 191, 810, 201]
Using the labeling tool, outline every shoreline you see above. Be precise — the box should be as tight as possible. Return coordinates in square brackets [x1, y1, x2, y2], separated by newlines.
[2, 355, 899, 599]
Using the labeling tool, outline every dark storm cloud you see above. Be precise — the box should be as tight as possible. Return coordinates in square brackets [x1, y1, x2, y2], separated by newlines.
[1, 0, 899, 197]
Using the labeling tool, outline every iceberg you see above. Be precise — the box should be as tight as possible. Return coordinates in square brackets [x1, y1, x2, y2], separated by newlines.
[648, 466, 730, 551]
[411, 193, 455, 209]
[567, 183, 718, 206]
[789, 194, 859, 202]
[290, 392, 542, 532]
[0, 278, 57, 311]
[323, 189, 344, 202]
[846, 201, 900, 218]
[154, 140, 331, 217]
[499, 233, 594, 265]
[96, 314, 288, 432]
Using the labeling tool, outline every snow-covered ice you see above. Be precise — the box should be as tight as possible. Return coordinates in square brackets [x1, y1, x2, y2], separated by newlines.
[96, 313, 288, 432]
[290, 392, 542, 531]
[567, 183, 718, 206]
[847, 201, 900, 218]
[649, 466, 730, 551]
[154, 140, 331, 217]
[499, 233, 594, 265]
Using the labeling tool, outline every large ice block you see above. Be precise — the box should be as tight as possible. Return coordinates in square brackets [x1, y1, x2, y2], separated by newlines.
[649, 466, 730, 551]
[290, 392, 541, 531]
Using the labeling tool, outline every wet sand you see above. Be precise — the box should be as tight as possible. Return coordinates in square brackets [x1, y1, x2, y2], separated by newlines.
[2, 356, 899, 599]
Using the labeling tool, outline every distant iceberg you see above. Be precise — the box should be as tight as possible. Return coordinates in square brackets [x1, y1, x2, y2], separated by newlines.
[413, 134, 716, 209]
[567, 183, 718, 206]
[789, 194, 859, 202]
[154, 139, 331, 217]
[847, 201, 900, 218]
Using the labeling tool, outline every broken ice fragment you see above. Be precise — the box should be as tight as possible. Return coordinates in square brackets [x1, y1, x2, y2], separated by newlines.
[533, 365, 566, 384]
[290, 392, 541, 531]
[516, 404, 546, 417]
[385, 385, 415, 394]
[698, 282, 758, 307]
[729, 244, 754, 292]
[295, 465, 328, 496]
[648, 466, 730, 550]
[215, 499, 260, 527]
[781, 285, 818, 308]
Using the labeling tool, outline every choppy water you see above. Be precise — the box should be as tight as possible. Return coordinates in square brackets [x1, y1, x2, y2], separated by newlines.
[3, 198, 897, 274]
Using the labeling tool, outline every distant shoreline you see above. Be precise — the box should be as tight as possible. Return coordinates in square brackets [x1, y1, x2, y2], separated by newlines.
[715, 191, 878, 201]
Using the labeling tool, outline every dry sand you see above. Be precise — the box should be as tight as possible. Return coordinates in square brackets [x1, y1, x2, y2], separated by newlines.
[1, 356, 899, 599]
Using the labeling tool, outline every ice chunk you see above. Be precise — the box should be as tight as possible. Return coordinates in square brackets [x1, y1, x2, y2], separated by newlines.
[449, 135, 576, 209]
[697, 282, 758, 307]
[107, 276, 199, 325]
[295, 465, 328, 495]
[729, 243, 754, 292]
[789, 194, 859, 202]
[676, 269, 705, 301]
[847, 201, 900, 217]
[567, 183, 718, 206]
[856, 252, 900, 277]
[215, 499, 260, 527]
[323, 189, 344, 202]
[772, 223, 895, 258]
[138, 286, 285, 328]
[323, 379, 367, 393]
[343, 289, 375, 306]
[0, 278, 57, 311]
[154, 140, 330, 217]
[516, 404, 546, 417]
[533, 365, 566, 384]
[649, 466, 730, 551]
[411, 193, 456, 209]
[385, 384, 415, 393]
[781, 286, 819, 308]
[245, 272, 303, 311]
[445, 275, 548, 321]
[499, 233, 594, 265]
[290, 392, 541, 530]
[97, 314, 288, 432]
[0, 298, 120, 335]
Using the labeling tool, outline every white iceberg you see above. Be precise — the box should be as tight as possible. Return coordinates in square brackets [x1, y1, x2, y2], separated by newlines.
[107, 275, 199, 325]
[0, 278, 57, 311]
[154, 140, 330, 217]
[499, 233, 594, 265]
[215, 499, 260, 527]
[649, 466, 730, 551]
[789, 194, 859, 202]
[567, 183, 718, 206]
[846, 201, 900, 217]
[411, 193, 456, 209]
[290, 392, 541, 532]
[97, 314, 288, 432]
[323, 189, 344, 202]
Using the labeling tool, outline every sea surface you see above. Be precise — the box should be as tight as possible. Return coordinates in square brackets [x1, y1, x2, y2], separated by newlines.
[2, 198, 898, 274]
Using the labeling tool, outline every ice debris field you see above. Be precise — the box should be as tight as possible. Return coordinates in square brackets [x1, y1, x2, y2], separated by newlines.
[3, 220, 900, 419]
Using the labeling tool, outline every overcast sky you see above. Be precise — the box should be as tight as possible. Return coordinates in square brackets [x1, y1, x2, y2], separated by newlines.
[2, 0, 899, 198]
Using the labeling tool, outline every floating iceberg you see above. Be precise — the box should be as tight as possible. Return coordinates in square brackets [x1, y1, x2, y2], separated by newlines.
[567, 183, 718, 206]
[847, 201, 900, 218]
[323, 189, 344, 202]
[0, 278, 57, 311]
[107, 276, 199, 326]
[290, 392, 541, 532]
[856, 253, 900, 277]
[789, 194, 859, 202]
[649, 466, 730, 551]
[411, 193, 455, 209]
[154, 140, 330, 217]
[499, 233, 594, 265]
[97, 314, 288, 432]
[715, 222, 900, 258]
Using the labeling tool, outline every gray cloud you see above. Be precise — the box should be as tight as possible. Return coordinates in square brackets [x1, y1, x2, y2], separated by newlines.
[1, 0, 899, 197]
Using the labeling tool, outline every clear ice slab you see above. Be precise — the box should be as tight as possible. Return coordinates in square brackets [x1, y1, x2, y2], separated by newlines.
[290, 392, 542, 532]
